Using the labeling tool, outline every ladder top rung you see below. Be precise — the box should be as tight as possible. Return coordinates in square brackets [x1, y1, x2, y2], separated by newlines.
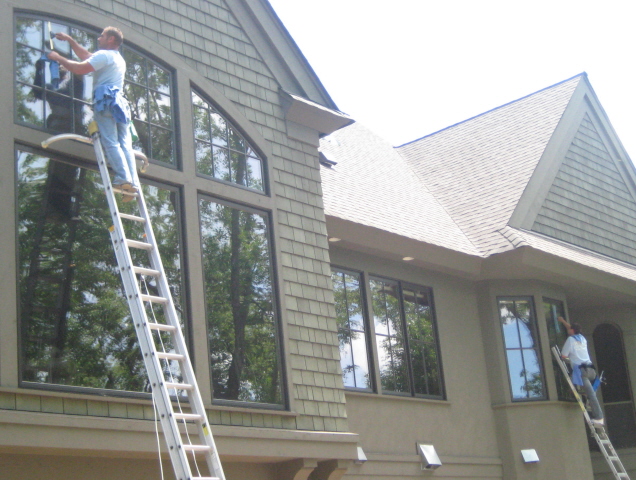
[147, 322, 177, 332]
[119, 212, 146, 223]
[133, 266, 161, 277]
[164, 381, 194, 390]
[127, 239, 154, 251]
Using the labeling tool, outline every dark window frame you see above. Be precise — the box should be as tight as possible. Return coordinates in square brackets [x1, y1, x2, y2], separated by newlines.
[498, 296, 547, 402]
[331, 266, 374, 392]
[369, 274, 445, 400]
[14, 143, 188, 399]
[197, 193, 286, 410]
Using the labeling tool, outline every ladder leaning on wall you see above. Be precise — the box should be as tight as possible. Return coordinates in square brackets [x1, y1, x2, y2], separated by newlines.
[551, 346, 629, 480]
[42, 121, 226, 480]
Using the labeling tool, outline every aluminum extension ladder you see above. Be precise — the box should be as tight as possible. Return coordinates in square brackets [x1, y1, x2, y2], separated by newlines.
[42, 121, 225, 480]
[552, 346, 629, 480]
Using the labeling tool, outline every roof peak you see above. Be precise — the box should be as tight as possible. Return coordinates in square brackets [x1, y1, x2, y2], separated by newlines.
[397, 73, 587, 148]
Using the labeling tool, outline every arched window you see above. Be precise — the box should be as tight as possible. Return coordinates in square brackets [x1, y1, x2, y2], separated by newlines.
[593, 323, 636, 448]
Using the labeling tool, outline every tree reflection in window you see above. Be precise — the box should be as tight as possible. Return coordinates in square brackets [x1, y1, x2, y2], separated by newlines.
[15, 14, 175, 165]
[192, 91, 264, 192]
[17, 150, 183, 392]
[499, 298, 546, 400]
[332, 269, 371, 389]
[370, 277, 443, 398]
[199, 197, 282, 405]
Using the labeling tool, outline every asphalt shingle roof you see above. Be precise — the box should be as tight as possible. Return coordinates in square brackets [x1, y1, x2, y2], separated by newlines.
[397, 75, 582, 256]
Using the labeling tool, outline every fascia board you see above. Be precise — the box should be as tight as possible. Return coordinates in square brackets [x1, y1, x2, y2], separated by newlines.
[231, 0, 339, 109]
[508, 81, 588, 230]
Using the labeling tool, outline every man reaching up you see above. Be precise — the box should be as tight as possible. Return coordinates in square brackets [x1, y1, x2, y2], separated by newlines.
[558, 316, 604, 426]
[48, 27, 139, 199]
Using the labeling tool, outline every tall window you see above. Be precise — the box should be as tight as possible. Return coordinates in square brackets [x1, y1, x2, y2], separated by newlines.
[16, 149, 184, 392]
[499, 297, 546, 400]
[544, 299, 574, 401]
[331, 268, 371, 390]
[199, 197, 283, 406]
[370, 277, 443, 398]
[15, 14, 176, 165]
[192, 91, 265, 192]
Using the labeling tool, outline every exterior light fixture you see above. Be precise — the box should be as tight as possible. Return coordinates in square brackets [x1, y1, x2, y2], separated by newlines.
[355, 446, 367, 464]
[402, 256, 414, 261]
[417, 444, 442, 470]
[521, 449, 539, 463]
[328, 237, 341, 242]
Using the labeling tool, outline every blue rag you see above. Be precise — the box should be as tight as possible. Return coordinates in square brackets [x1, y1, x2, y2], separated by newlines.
[39, 53, 60, 89]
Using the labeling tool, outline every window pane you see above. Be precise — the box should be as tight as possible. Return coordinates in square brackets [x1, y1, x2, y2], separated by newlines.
[199, 198, 282, 405]
[16, 83, 44, 126]
[16, 17, 42, 49]
[522, 349, 544, 398]
[332, 269, 371, 389]
[148, 91, 172, 128]
[192, 90, 264, 192]
[195, 141, 213, 176]
[507, 350, 527, 399]
[544, 299, 573, 401]
[17, 151, 183, 392]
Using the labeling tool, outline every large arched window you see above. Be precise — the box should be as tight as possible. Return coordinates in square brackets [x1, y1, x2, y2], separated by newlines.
[15, 14, 176, 165]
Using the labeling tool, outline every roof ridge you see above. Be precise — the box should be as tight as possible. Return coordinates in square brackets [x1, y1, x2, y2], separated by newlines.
[396, 72, 587, 148]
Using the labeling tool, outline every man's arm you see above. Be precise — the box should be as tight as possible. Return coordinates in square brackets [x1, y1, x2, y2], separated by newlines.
[47, 51, 95, 75]
[557, 316, 571, 329]
[53, 32, 92, 61]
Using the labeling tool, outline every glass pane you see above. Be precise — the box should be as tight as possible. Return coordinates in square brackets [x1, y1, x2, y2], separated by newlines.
[132, 120, 149, 155]
[17, 152, 183, 392]
[351, 331, 371, 389]
[123, 49, 147, 85]
[149, 91, 171, 129]
[230, 151, 246, 186]
[16, 17, 42, 49]
[246, 156, 264, 192]
[16, 44, 40, 84]
[151, 126, 174, 165]
[125, 83, 148, 122]
[44, 91, 73, 133]
[148, 63, 171, 94]
[70, 27, 96, 62]
[193, 105, 210, 141]
[507, 350, 527, 399]
[16, 83, 44, 126]
[344, 273, 364, 331]
[370, 279, 389, 335]
[210, 112, 227, 147]
[195, 141, 213, 176]
[49, 23, 70, 56]
[229, 127, 245, 153]
[213, 146, 230, 182]
[192, 91, 206, 108]
[199, 199, 282, 405]
[522, 349, 544, 398]
[339, 337, 355, 388]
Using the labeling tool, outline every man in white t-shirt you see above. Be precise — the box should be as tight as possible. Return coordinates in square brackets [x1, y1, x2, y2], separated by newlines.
[48, 27, 138, 199]
[558, 316, 604, 425]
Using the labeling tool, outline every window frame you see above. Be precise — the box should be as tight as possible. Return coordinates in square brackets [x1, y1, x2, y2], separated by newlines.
[197, 193, 286, 410]
[498, 296, 547, 402]
[14, 143, 188, 398]
[368, 274, 445, 400]
[331, 266, 374, 392]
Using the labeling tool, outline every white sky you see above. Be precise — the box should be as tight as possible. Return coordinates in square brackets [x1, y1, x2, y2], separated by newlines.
[268, 0, 636, 162]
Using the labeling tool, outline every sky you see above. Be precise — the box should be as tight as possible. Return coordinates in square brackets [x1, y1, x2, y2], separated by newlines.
[267, 0, 636, 161]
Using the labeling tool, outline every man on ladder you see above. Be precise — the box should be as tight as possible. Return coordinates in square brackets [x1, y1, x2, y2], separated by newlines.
[558, 316, 605, 427]
[47, 26, 139, 201]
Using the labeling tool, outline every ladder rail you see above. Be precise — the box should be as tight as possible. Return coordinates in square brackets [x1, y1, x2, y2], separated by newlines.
[552, 346, 630, 480]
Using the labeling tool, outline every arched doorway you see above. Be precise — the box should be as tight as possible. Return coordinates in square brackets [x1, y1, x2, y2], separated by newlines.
[593, 323, 636, 448]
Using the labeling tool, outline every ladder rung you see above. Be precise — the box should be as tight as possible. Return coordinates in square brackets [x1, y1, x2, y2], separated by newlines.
[147, 322, 177, 332]
[127, 239, 154, 251]
[182, 444, 212, 452]
[156, 352, 185, 361]
[192, 477, 220, 480]
[173, 413, 203, 421]
[141, 294, 168, 304]
[119, 212, 146, 223]
[164, 381, 194, 390]
[112, 186, 139, 197]
[133, 266, 161, 277]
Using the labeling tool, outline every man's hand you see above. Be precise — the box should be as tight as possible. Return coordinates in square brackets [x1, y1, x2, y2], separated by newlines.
[54, 32, 73, 43]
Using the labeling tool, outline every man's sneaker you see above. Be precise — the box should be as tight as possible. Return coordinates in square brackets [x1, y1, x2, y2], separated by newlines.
[591, 418, 605, 427]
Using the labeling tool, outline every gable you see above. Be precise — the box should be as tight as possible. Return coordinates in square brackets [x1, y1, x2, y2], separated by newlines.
[531, 113, 636, 265]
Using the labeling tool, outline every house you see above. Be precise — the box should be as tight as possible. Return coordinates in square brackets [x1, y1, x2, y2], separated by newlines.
[1, 0, 635, 478]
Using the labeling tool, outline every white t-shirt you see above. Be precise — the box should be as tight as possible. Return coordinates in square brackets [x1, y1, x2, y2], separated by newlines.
[88, 50, 126, 90]
[562, 334, 591, 366]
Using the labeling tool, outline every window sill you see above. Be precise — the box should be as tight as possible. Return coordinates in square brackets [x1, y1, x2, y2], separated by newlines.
[344, 389, 449, 405]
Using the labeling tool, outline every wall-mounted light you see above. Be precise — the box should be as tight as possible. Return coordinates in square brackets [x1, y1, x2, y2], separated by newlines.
[355, 446, 367, 464]
[402, 256, 414, 261]
[521, 449, 539, 463]
[328, 237, 341, 242]
[417, 444, 442, 470]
